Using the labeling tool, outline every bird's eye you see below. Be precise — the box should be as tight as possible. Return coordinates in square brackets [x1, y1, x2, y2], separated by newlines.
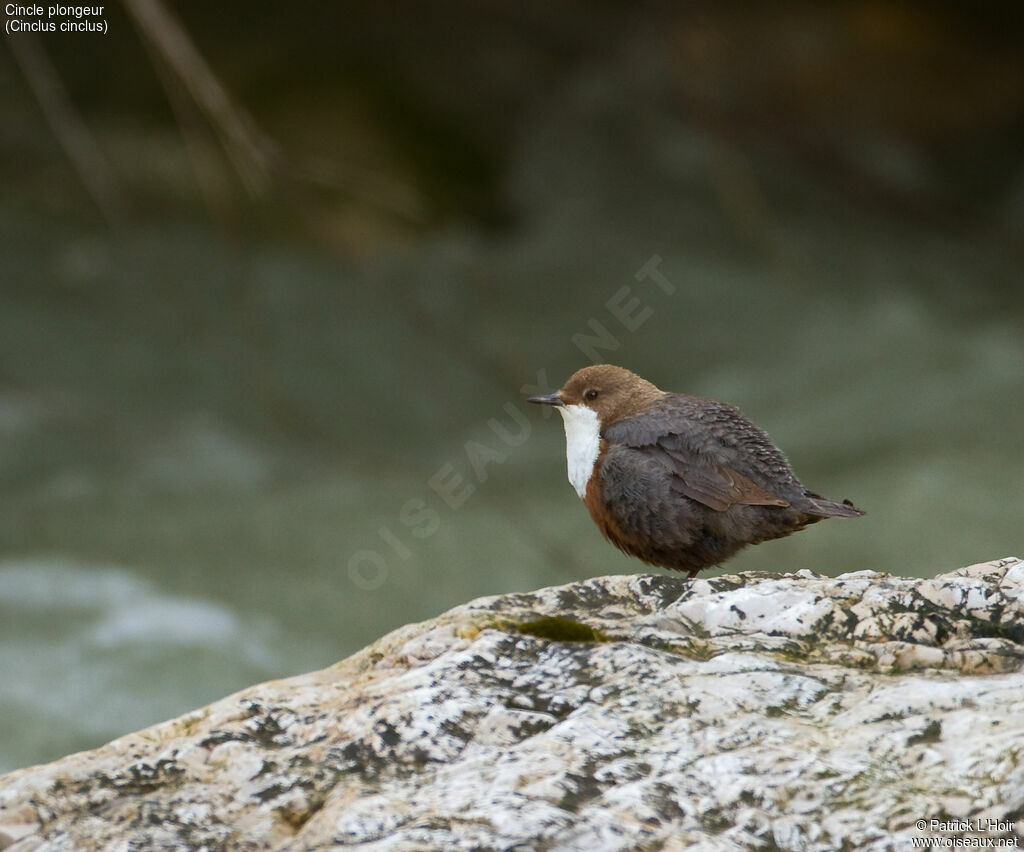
[584, 389, 599, 402]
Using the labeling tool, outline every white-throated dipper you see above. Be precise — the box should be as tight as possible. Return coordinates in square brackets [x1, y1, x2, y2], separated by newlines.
[528, 365, 864, 576]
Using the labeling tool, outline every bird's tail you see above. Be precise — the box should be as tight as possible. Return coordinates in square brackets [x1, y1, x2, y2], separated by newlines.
[799, 492, 865, 518]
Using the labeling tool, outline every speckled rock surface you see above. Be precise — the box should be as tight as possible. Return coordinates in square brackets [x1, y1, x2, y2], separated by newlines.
[2, 557, 1023, 851]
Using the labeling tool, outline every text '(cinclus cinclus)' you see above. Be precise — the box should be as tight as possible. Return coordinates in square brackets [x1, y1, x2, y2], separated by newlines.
[528, 365, 864, 577]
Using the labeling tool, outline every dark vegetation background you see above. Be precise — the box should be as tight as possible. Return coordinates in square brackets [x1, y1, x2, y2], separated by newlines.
[1, 0, 1022, 770]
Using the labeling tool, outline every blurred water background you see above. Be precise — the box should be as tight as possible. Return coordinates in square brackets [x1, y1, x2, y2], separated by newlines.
[1, 1, 1022, 772]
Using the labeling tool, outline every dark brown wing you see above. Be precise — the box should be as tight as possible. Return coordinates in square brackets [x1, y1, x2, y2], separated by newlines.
[655, 446, 790, 511]
[605, 397, 793, 513]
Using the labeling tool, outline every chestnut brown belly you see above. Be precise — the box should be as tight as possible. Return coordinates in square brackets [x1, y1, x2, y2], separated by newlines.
[582, 462, 811, 577]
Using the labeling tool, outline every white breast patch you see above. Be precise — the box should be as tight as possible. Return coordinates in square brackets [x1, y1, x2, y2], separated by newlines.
[556, 404, 601, 499]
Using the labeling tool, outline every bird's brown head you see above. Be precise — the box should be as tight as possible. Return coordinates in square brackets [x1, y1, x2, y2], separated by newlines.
[528, 364, 665, 426]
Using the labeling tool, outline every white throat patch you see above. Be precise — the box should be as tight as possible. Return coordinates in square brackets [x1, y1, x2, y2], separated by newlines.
[556, 404, 601, 499]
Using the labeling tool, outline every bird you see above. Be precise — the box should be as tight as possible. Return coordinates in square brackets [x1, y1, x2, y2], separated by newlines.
[527, 364, 864, 577]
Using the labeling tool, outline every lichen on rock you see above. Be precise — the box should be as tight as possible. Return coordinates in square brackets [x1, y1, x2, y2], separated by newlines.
[1, 557, 1023, 851]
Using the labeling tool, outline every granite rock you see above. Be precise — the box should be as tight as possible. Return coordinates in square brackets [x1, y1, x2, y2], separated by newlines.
[1, 557, 1023, 851]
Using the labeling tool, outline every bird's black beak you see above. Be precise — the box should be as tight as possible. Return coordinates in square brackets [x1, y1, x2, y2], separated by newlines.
[527, 391, 563, 406]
